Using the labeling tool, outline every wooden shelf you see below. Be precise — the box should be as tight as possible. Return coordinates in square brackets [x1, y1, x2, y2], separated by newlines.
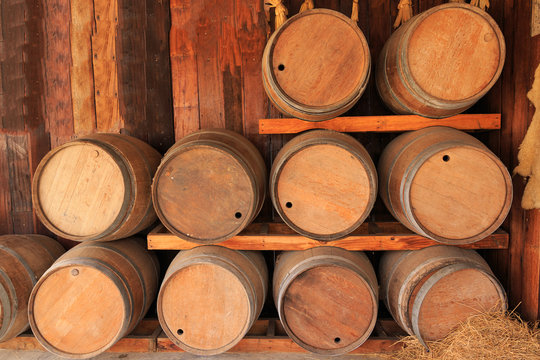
[0, 318, 404, 355]
[147, 222, 509, 251]
[258, 113, 501, 134]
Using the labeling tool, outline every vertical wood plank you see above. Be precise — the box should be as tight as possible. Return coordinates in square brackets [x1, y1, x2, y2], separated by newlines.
[0, 0, 26, 130]
[236, 0, 268, 151]
[170, 0, 201, 140]
[70, 0, 97, 135]
[145, 0, 174, 153]
[197, 0, 225, 129]
[93, 0, 121, 133]
[220, 0, 243, 134]
[44, 0, 75, 148]
[117, 0, 148, 142]
[6, 133, 33, 233]
[0, 134, 13, 233]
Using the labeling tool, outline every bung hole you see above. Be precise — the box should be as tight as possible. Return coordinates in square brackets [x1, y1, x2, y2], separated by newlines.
[334, 337, 341, 344]
[278, 64, 285, 71]
[285, 202, 293, 208]
[235, 212, 242, 219]
[177, 329, 184, 336]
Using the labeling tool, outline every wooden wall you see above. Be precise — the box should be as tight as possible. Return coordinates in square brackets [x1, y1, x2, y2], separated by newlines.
[0, 0, 538, 320]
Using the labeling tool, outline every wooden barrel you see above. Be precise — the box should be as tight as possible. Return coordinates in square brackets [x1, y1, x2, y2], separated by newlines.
[28, 238, 159, 358]
[378, 126, 512, 244]
[273, 247, 378, 355]
[152, 129, 266, 244]
[262, 9, 370, 121]
[376, 3, 505, 118]
[32, 133, 162, 242]
[270, 130, 377, 240]
[157, 246, 267, 355]
[380, 246, 507, 345]
[0, 235, 64, 342]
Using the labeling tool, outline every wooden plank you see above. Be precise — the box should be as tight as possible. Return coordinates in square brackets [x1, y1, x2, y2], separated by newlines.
[157, 335, 399, 354]
[43, 0, 74, 148]
[0, 319, 161, 353]
[145, 0, 174, 154]
[0, 0, 26, 131]
[0, 133, 12, 233]
[196, 0, 225, 129]
[70, 0, 97, 136]
[93, 0, 121, 133]
[147, 223, 509, 251]
[259, 114, 501, 134]
[7, 133, 34, 233]
[170, 0, 201, 140]
[117, 0, 148, 142]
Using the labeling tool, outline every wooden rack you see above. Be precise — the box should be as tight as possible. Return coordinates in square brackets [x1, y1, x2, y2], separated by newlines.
[140, 113, 508, 355]
[258, 113, 500, 134]
[147, 222, 509, 251]
[0, 318, 404, 354]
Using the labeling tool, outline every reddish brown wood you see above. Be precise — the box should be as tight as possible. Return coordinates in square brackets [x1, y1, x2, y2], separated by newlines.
[259, 114, 501, 134]
[147, 223, 509, 251]
[43, 0, 74, 148]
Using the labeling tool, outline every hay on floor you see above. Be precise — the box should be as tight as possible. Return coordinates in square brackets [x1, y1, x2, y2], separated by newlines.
[384, 311, 540, 360]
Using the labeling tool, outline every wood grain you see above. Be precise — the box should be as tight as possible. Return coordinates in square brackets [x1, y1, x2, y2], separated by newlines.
[262, 9, 370, 121]
[28, 239, 159, 358]
[70, 0, 97, 136]
[147, 223, 509, 251]
[93, 0, 120, 133]
[259, 114, 501, 134]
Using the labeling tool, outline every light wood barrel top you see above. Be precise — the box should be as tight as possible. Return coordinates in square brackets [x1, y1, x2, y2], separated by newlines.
[409, 146, 510, 240]
[31, 264, 127, 357]
[413, 266, 506, 342]
[277, 144, 373, 236]
[282, 265, 376, 352]
[154, 146, 254, 242]
[406, 5, 504, 102]
[35, 142, 126, 238]
[159, 263, 249, 353]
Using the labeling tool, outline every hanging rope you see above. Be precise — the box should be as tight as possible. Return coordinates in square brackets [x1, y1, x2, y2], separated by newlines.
[393, 0, 413, 29]
[351, 0, 359, 22]
[299, 0, 314, 13]
[470, 0, 490, 11]
[265, 0, 288, 30]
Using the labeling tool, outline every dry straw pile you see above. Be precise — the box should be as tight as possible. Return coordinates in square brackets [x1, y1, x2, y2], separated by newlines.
[385, 311, 540, 360]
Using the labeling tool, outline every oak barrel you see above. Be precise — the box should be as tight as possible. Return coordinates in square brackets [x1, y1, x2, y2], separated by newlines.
[0, 235, 64, 342]
[380, 246, 507, 345]
[28, 238, 159, 358]
[378, 126, 512, 244]
[270, 130, 377, 240]
[152, 129, 267, 244]
[157, 246, 268, 355]
[262, 9, 370, 121]
[32, 133, 162, 241]
[273, 247, 378, 355]
[376, 3, 505, 118]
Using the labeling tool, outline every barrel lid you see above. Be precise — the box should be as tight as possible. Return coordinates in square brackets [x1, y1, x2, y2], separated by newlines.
[282, 265, 376, 354]
[275, 143, 374, 239]
[269, 9, 369, 109]
[159, 263, 250, 355]
[414, 267, 505, 342]
[30, 264, 127, 358]
[34, 142, 127, 239]
[406, 4, 504, 102]
[408, 146, 511, 242]
[154, 145, 254, 243]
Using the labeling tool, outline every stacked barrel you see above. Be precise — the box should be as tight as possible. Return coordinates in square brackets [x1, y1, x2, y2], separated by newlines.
[0, 2, 513, 358]
[26, 133, 162, 358]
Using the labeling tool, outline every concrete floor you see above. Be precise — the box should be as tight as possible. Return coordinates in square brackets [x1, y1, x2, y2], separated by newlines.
[0, 350, 384, 360]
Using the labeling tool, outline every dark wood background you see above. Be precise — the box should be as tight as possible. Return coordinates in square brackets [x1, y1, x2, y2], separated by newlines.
[0, 0, 538, 320]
